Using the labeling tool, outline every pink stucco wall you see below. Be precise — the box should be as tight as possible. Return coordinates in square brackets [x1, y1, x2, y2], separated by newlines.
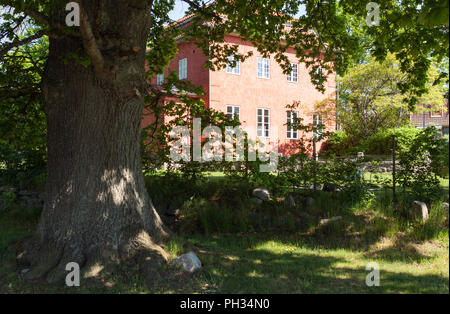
[209, 35, 336, 155]
[145, 34, 336, 156]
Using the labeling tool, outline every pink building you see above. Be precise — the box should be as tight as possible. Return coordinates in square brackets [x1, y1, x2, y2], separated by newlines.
[145, 18, 337, 157]
[410, 101, 449, 136]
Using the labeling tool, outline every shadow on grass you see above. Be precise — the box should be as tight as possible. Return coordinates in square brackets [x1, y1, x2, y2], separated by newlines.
[1, 174, 448, 294]
[159, 233, 448, 294]
[91, 231, 449, 294]
[0, 218, 448, 294]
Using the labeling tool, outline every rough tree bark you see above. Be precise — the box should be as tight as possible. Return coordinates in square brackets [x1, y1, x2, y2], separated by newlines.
[17, 1, 171, 283]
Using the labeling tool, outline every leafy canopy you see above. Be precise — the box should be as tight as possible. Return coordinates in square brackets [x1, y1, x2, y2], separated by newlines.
[0, 0, 448, 115]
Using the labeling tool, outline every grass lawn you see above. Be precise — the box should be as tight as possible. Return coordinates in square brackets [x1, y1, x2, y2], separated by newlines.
[163, 232, 449, 294]
[0, 172, 448, 294]
[1, 211, 448, 294]
[364, 172, 450, 189]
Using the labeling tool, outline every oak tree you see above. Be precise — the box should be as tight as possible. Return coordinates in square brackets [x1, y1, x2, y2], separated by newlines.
[0, 0, 448, 283]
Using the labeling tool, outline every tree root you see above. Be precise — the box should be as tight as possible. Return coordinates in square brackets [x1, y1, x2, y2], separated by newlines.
[16, 230, 169, 285]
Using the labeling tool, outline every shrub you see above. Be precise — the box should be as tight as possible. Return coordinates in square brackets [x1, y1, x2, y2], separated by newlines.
[321, 130, 354, 156]
[178, 197, 253, 234]
[321, 127, 422, 156]
[361, 127, 421, 155]
[397, 127, 447, 202]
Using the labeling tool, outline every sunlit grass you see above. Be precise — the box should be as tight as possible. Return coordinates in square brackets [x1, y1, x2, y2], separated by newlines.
[1, 171, 448, 294]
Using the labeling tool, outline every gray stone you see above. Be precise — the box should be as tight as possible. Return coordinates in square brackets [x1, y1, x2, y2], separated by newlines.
[320, 216, 343, 226]
[250, 197, 263, 206]
[442, 202, 449, 218]
[322, 182, 337, 192]
[171, 251, 202, 273]
[443, 202, 449, 225]
[357, 152, 364, 158]
[411, 201, 429, 222]
[252, 187, 270, 201]
[284, 194, 296, 208]
[309, 184, 324, 190]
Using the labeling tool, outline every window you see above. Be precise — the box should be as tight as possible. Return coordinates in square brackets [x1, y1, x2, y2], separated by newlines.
[178, 58, 187, 79]
[156, 73, 164, 86]
[443, 127, 449, 136]
[315, 67, 324, 76]
[431, 110, 442, 117]
[312, 66, 324, 81]
[226, 105, 240, 121]
[257, 108, 270, 137]
[286, 111, 298, 139]
[257, 57, 270, 79]
[287, 63, 298, 83]
[312, 114, 323, 138]
[226, 56, 240, 75]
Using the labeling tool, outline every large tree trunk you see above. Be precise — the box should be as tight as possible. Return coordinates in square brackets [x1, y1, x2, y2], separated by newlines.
[18, 1, 170, 283]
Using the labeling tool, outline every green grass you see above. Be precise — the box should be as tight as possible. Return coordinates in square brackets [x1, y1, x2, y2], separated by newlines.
[364, 172, 449, 189]
[170, 233, 448, 293]
[0, 172, 448, 294]
[0, 210, 448, 294]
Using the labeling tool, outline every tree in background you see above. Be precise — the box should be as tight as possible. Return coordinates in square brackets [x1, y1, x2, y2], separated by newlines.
[337, 54, 446, 144]
[0, 35, 47, 173]
[0, 0, 448, 284]
[342, 0, 449, 107]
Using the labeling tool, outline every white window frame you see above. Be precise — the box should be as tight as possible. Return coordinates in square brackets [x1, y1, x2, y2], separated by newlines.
[156, 73, 164, 86]
[178, 58, 187, 80]
[430, 110, 443, 118]
[257, 108, 270, 138]
[314, 66, 324, 78]
[226, 56, 240, 75]
[286, 111, 298, 139]
[226, 105, 240, 121]
[287, 63, 298, 83]
[257, 57, 270, 79]
[313, 113, 323, 138]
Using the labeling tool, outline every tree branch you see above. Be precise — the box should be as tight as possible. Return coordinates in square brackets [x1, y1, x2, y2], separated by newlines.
[181, 0, 221, 23]
[22, 8, 50, 25]
[73, 1, 106, 78]
[0, 30, 46, 57]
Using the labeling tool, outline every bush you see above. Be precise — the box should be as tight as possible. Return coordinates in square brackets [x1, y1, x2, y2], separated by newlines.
[321, 131, 354, 156]
[361, 127, 420, 155]
[0, 167, 46, 191]
[178, 197, 253, 234]
[321, 127, 422, 156]
[397, 127, 447, 202]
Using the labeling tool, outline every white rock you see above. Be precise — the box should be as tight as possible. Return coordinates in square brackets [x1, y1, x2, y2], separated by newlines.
[442, 202, 449, 218]
[320, 216, 343, 226]
[284, 194, 296, 208]
[252, 187, 270, 201]
[411, 201, 429, 222]
[171, 251, 202, 273]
